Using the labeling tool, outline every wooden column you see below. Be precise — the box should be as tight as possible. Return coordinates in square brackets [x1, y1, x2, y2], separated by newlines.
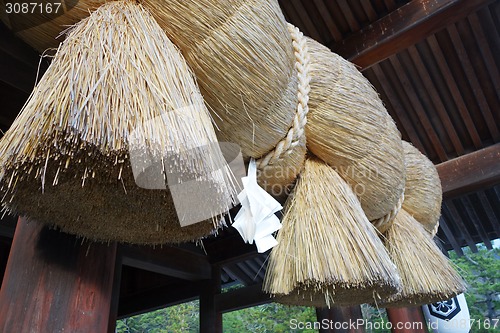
[316, 306, 365, 333]
[0, 217, 118, 333]
[386, 307, 429, 333]
[199, 264, 222, 333]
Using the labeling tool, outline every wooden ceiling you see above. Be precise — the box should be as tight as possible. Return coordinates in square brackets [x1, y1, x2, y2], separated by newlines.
[0, 0, 499, 319]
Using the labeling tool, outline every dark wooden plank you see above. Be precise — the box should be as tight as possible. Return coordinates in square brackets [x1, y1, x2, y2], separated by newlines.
[0, 22, 40, 69]
[437, 217, 464, 255]
[108, 248, 123, 333]
[389, 55, 449, 161]
[120, 244, 211, 281]
[407, 45, 464, 155]
[426, 35, 483, 149]
[370, 64, 426, 152]
[333, 0, 496, 69]
[222, 263, 255, 286]
[337, 0, 361, 32]
[460, 196, 493, 249]
[245, 259, 265, 281]
[437, 143, 500, 197]
[280, 0, 309, 38]
[476, 191, 500, 239]
[200, 265, 222, 333]
[203, 233, 259, 265]
[216, 283, 271, 313]
[447, 24, 500, 142]
[117, 281, 202, 319]
[443, 203, 479, 252]
[313, 0, 343, 42]
[384, 0, 397, 12]
[290, 0, 323, 41]
[386, 307, 429, 333]
[0, 50, 38, 93]
[316, 306, 365, 333]
[468, 12, 500, 103]
[360, 0, 379, 21]
[0, 217, 117, 333]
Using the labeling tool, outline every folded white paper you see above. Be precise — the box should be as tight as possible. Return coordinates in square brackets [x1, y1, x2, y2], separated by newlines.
[232, 159, 283, 253]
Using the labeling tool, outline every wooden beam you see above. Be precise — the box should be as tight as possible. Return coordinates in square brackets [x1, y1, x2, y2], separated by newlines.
[216, 283, 271, 314]
[117, 281, 202, 319]
[120, 244, 211, 281]
[0, 217, 117, 333]
[203, 233, 259, 265]
[200, 265, 222, 333]
[437, 143, 500, 198]
[332, 0, 495, 69]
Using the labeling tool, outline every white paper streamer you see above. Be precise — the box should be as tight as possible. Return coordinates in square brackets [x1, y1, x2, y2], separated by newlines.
[232, 159, 283, 253]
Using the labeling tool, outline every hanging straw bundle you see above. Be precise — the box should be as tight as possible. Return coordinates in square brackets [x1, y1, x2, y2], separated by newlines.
[305, 38, 405, 222]
[373, 141, 464, 306]
[144, 1, 309, 197]
[263, 157, 401, 307]
[381, 209, 466, 307]
[0, 1, 237, 244]
[2, 0, 309, 199]
[402, 141, 442, 234]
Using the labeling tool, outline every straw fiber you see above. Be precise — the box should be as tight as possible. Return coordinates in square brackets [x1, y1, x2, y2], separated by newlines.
[382, 209, 466, 307]
[263, 157, 401, 307]
[306, 38, 405, 222]
[402, 141, 442, 234]
[3, 0, 308, 197]
[147, 0, 307, 196]
[0, 1, 237, 244]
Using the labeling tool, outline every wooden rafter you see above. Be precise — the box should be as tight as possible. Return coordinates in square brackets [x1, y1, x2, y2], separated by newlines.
[332, 0, 496, 69]
[437, 143, 500, 198]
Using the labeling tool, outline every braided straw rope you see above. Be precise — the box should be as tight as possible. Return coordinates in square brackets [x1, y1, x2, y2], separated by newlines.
[372, 192, 405, 234]
[256, 24, 310, 169]
[430, 222, 440, 237]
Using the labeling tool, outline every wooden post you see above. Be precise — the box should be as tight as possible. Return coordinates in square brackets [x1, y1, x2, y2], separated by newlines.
[316, 306, 366, 333]
[199, 264, 221, 333]
[0, 217, 118, 333]
[386, 307, 429, 333]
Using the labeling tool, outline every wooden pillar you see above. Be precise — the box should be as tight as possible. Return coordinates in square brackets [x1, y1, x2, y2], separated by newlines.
[199, 264, 222, 333]
[386, 307, 429, 333]
[316, 305, 365, 333]
[107, 247, 123, 333]
[0, 217, 118, 333]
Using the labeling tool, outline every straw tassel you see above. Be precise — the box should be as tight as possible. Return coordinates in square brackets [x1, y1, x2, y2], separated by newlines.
[0, 1, 237, 244]
[263, 157, 401, 307]
[381, 209, 466, 307]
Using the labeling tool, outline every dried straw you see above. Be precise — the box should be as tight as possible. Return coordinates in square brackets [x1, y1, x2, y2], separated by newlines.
[305, 37, 405, 222]
[0, 1, 237, 244]
[3, 0, 308, 198]
[146, 0, 308, 197]
[402, 141, 442, 234]
[263, 157, 401, 307]
[382, 209, 466, 307]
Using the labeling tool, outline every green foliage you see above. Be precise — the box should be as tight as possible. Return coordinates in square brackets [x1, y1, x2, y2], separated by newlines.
[223, 303, 316, 333]
[116, 301, 199, 333]
[450, 245, 500, 333]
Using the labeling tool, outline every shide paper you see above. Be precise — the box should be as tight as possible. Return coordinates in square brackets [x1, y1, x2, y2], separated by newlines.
[233, 159, 283, 253]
